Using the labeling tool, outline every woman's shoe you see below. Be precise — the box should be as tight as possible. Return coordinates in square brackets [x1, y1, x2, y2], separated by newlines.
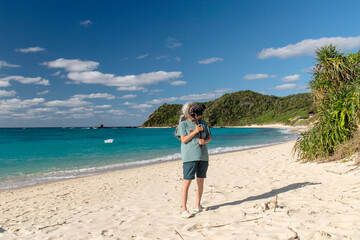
[181, 210, 193, 218]
[193, 205, 208, 213]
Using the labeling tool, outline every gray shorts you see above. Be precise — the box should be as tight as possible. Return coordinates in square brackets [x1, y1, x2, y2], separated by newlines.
[183, 161, 209, 180]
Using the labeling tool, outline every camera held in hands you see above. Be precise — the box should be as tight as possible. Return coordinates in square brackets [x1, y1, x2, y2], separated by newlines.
[190, 104, 206, 118]
[190, 105, 206, 139]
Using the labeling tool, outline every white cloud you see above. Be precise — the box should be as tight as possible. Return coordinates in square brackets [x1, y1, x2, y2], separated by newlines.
[179, 88, 232, 101]
[169, 80, 187, 86]
[69, 107, 94, 113]
[119, 94, 137, 99]
[51, 71, 62, 76]
[94, 105, 112, 109]
[54, 110, 68, 115]
[80, 20, 92, 26]
[243, 74, 277, 80]
[72, 93, 115, 100]
[270, 84, 306, 91]
[26, 99, 110, 120]
[137, 54, 149, 59]
[108, 109, 127, 115]
[302, 66, 315, 73]
[42, 58, 99, 72]
[37, 90, 50, 95]
[11, 113, 39, 119]
[146, 88, 233, 104]
[16, 46, 45, 53]
[0, 98, 45, 111]
[258, 36, 360, 59]
[67, 70, 182, 90]
[149, 89, 163, 93]
[0, 90, 16, 97]
[281, 74, 300, 82]
[27, 107, 57, 114]
[148, 89, 163, 96]
[156, 55, 169, 60]
[69, 113, 94, 119]
[0, 109, 12, 116]
[214, 88, 234, 93]
[116, 86, 146, 91]
[166, 37, 182, 49]
[146, 97, 178, 104]
[0, 79, 11, 87]
[43, 58, 183, 91]
[0, 76, 49, 86]
[123, 102, 135, 106]
[198, 57, 223, 64]
[14, 76, 49, 85]
[45, 97, 91, 107]
[130, 104, 153, 109]
[178, 93, 215, 101]
[0, 60, 20, 69]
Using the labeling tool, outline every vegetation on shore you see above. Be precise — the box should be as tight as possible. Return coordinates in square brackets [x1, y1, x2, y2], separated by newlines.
[294, 45, 360, 163]
[143, 45, 360, 164]
[142, 90, 313, 127]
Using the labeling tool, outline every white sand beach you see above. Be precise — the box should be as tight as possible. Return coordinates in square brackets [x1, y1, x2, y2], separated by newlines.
[222, 123, 310, 132]
[1, 140, 359, 240]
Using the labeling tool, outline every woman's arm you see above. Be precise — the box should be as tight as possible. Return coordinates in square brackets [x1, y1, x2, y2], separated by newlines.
[180, 124, 202, 144]
[198, 134, 211, 145]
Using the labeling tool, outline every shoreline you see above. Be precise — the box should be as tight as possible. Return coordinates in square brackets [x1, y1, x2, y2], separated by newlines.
[0, 126, 301, 192]
[214, 123, 309, 132]
[1, 140, 359, 239]
[142, 123, 309, 134]
[142, 123, 308, 128]
[0, 136, 297, 193]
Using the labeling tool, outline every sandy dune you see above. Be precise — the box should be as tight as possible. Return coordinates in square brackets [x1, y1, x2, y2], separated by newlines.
[1, 141, 359, 239]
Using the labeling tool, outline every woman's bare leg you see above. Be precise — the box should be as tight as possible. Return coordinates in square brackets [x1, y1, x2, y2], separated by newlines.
[181, 180, 192, 212]
[195, 178, 204, 207]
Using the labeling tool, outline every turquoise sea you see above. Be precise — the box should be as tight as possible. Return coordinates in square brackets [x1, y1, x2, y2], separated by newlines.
[0, 127, 297, 191]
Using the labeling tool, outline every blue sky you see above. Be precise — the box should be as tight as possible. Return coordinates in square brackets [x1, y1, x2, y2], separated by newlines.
[1, 0, 360, 127]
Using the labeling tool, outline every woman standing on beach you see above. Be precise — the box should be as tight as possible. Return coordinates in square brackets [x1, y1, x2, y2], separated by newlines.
[176, 102, 211, 218]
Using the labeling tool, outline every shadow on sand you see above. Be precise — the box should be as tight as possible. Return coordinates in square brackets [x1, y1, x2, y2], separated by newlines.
[208, 181, 321, 210]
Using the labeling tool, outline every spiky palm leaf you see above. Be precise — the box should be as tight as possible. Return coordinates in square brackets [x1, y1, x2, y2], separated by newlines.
[295, 45, 360, 162]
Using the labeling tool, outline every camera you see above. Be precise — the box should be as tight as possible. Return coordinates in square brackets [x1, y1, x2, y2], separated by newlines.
[190, 104, 206, 118]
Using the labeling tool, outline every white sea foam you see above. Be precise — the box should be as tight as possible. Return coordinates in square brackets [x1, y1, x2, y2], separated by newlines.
[208, 141, 289, 155]
[0, 140, 293, 191]
[277, 128, 292, 134]
[0, 152, 184, 191]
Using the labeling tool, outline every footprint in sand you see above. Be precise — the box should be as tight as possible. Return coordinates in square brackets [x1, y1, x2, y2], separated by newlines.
[187, 223, 204, 231]
[305, 230, 331, 240]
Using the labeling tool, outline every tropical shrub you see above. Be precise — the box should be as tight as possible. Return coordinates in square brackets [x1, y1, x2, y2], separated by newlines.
[294, 45, 360, 162]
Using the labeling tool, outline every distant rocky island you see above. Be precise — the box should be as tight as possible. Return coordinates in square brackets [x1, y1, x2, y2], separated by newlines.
[142, 90, 313, 127]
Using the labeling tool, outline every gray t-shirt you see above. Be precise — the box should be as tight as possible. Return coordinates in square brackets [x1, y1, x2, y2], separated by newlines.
[176, 119, 211, 163]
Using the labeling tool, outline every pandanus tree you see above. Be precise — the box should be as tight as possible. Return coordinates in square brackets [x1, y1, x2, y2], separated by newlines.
[295, 45, 360, 161]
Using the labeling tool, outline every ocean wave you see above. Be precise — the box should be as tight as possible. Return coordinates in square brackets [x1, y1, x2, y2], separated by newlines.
[50, 153, 183, 175]
[0, 140, 293, 191]
[0, 153, 183, 191]
[209, 143, 275, 154]
[277, 128, 293, 134]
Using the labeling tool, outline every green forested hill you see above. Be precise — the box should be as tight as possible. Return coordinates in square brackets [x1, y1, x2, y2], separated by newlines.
[142, 90, 313, 127]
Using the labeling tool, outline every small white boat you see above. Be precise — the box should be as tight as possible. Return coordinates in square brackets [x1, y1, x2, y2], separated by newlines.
[104, 139, 114, 143]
